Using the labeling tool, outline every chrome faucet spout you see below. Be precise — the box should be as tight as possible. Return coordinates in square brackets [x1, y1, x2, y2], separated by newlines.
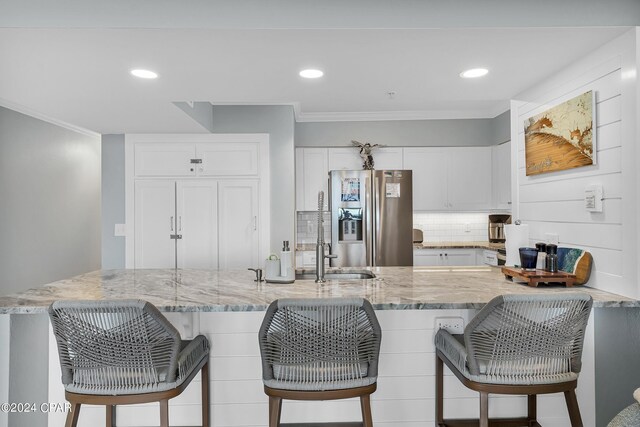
[315, 191, 337, 283]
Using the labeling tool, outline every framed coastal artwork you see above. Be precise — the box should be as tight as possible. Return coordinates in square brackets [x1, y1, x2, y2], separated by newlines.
[524, 90, 596, 176]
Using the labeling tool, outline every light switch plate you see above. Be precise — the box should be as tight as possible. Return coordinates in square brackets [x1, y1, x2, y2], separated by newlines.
[114, 224, 126, 237]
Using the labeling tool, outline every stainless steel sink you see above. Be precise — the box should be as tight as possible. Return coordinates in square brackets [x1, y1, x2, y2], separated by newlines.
[295, 270, 376, 280]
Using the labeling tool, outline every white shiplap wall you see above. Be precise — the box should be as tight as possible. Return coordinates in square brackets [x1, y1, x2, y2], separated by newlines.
[511, 28, 639, 299]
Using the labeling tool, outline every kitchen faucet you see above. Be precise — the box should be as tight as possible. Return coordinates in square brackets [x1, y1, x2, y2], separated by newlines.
[316, 191, 337, 283]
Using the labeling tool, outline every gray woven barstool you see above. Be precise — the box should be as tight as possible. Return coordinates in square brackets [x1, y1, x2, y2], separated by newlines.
[49, 300, 210, 427]
[258, 298, 382, 427]
[434, 293, 593, 427]
[608, 403, 640, 426]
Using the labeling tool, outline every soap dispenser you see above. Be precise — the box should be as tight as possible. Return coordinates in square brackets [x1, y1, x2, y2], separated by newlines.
[279, 241, 295, 284]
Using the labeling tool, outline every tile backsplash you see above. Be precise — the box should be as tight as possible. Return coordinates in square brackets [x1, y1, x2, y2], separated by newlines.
[297, 211, 489, 244]
[413, 212, 488, 242]
[297, 211, 332, 244]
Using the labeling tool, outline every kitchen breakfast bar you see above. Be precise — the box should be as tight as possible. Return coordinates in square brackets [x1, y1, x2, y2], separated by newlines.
[0, 267, 637, 427]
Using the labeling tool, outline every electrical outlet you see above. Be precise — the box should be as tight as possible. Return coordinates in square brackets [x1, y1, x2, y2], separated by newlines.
[435, 317, 464, 334]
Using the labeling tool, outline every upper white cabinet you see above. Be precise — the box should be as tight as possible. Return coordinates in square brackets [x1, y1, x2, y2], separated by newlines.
[491, 141, 512, 209]
[402, 147, 492, 211]
[134, 142, 259, 177]
[296, 148, 329, 211]
[328, 148, 362, 170]
[403, 148, 449, 210]
[447, 147, 492, 211]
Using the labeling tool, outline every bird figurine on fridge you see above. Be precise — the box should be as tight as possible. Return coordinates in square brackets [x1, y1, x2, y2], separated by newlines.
[351, 140, 381, 170]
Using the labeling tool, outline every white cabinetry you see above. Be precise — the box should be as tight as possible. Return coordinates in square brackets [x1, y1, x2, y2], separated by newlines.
[134, 180, 224, 269]
[413, 248, 477, 266]
[492, 141, 512, 209]
[134, 142, 259, 177]
[218, 180, 260, 269]
[126, 134, 269, 269]
[403, 147, 491, 211]
[296, 148, 329, 211]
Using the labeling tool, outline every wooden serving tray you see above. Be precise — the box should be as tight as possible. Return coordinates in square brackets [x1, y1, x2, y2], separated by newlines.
[501, 267, 577, 287]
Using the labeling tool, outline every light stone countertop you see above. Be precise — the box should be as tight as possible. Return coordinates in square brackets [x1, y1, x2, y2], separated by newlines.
[0, 267, 637, 314]
[297, 241, 506, 251]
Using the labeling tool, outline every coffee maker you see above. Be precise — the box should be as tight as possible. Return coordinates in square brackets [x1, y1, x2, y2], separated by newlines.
[488, 214, 512, 243]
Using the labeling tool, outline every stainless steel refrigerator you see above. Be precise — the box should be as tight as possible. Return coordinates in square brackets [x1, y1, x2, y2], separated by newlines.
[329, 169, 413, 267]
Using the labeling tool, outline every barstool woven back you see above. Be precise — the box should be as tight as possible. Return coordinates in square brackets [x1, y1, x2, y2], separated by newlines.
[258, 297, 381, 426]
[465, 293, 592, 382]
[435, 293, 593, 427]
[49, 299, 210, 427]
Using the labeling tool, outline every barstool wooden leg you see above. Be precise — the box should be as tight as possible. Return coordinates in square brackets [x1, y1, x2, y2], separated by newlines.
[268, 396, 282, 427]
[436, 354, 444, 426]
[479, 391, 489, 427]
[360, 394, 373, 427]
[160, 399, 169, 427]
[564, 389, 583, 427]
[65, 402, 81, 427]
[527, 394, 537, 423]
[201, 362, 210, 427]
[106, 404, 115, 427]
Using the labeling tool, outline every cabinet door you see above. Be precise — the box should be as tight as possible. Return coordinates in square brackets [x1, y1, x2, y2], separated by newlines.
[373, 148, 404, 170]
[176, 181, 218, 269]
[197, 142, 259, 176]
[295, 148, 329, 211]
[441, 249, 477, 266]
[403, 148, 448, 211]
[218, 180, 260, 269]
[492, 142, 512, 209]
[328, 148, 363, 170]
[134, 180, 176, 268]
[413, 249, 443, 266]
[447, 147, 492, 210]
[134, 143, 195, 176]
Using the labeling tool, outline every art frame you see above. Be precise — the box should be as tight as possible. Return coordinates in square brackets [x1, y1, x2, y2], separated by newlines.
[524, 90, 596, 176]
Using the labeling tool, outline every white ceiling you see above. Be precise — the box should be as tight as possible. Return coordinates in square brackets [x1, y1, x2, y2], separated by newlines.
[0, 2, 634, 134]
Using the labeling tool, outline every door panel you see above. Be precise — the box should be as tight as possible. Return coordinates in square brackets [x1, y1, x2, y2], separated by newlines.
[134, 143, 195, 177]
[177, 181, 218, 269]
[218, 180, 259, 269]
[134, 181, 176, 268]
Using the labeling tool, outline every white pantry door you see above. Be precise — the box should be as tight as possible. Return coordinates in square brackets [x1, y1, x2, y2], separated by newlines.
[134, 180, 176, 268]
[218, 180, 259, 269]
[176, 181, 219, 269]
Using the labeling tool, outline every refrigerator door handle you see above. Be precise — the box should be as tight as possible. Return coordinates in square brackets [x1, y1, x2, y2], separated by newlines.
[372, 175, 378, 267]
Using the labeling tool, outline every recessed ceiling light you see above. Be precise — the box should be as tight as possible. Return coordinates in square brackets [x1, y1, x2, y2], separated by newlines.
[460, 68, 489, 78]
[299, 69, 324, 79]
[130, 69, 158, 79]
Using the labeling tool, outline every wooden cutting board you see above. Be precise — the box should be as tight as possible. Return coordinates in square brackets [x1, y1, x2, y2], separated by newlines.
[502, 267, 577, 287]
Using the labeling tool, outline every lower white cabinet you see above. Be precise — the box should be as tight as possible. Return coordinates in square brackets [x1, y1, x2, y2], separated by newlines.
[134, 179, 258, 269]
[413, 248, 477, 266]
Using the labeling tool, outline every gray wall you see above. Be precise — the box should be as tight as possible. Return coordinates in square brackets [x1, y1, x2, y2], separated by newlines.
[295, 117, 501, 147]
[0, 106, 101, 296]
[595, 308, 640, 426]
[210, 105, 296, 253]
[102, 134, 126, 269]
[489, 110, 510, 145]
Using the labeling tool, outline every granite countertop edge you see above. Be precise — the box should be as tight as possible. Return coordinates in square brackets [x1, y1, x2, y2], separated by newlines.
[0, 267, 637, 314]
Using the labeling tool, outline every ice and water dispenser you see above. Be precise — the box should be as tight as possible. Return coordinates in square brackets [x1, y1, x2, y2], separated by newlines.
[338, 208, 363, 242]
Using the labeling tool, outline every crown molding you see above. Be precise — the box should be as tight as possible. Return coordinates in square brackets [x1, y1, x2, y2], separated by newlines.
[0, 98, 100, 138]
[295, 109, 496, 123]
